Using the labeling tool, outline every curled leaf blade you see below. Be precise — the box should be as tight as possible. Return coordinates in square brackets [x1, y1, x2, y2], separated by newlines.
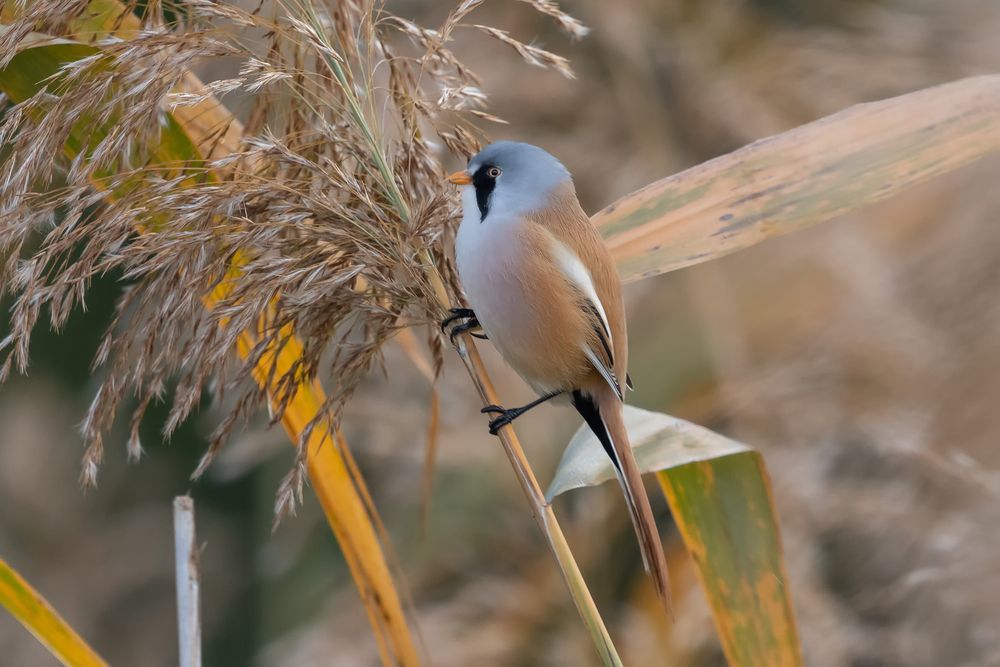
[546, 404, 749, 501]
[547, 407, 801, 666]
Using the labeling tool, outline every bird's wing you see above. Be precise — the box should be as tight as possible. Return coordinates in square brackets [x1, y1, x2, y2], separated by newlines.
[548, 236, 623, 400]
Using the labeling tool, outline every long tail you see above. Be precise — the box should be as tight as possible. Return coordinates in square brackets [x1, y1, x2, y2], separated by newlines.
[573, 389, 673, 617]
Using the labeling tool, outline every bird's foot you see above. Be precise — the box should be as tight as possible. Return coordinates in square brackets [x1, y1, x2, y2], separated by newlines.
[441, 307, 487, 344]
[440, 307, 476, 331]
[479, 391, 563, 435]
[480, 404, 524, 435]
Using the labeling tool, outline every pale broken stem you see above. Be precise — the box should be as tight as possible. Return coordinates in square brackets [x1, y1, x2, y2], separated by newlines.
[455, 337, 623, 667]
[173, 496, 202, 667]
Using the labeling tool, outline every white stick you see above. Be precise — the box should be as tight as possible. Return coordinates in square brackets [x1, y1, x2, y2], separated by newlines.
[173, 495, 201, 667]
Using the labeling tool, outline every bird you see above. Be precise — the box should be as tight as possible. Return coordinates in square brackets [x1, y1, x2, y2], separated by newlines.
[443, 141, 672, 614]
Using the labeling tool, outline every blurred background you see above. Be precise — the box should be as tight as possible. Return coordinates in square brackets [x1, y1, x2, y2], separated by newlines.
[3, 0, 1000, 664]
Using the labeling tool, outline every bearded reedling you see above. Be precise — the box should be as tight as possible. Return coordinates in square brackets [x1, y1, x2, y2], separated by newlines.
[444, 141, 672, 614]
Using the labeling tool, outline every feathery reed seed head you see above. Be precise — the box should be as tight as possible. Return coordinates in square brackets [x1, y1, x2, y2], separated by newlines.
[0, 0, 583, 506]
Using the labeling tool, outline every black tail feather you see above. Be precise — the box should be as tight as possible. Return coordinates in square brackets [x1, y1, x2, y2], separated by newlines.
[571, 390, 620, 473]
[572, 388, 674, 618]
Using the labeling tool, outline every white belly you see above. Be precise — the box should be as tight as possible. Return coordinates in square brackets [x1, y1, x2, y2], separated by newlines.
[454, 195, 558, 393]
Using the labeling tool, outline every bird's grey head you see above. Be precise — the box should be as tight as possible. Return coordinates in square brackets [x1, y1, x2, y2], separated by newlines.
[463, 141, 572, 222]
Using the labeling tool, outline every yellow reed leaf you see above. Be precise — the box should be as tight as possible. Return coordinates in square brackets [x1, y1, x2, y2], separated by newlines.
[235, 320, 420, 666]
[658, 454, 801, 667]
[0, 557, 108, 667]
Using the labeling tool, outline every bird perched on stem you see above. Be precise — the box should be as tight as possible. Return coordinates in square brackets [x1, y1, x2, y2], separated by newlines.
[443, 141, 672, 615]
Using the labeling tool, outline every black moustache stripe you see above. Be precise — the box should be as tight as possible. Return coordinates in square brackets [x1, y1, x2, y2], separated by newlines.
[472, 165, 496, 221]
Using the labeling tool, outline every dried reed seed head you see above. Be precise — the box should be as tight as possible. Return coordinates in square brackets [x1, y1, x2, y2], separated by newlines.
[0, 0, 586, 508]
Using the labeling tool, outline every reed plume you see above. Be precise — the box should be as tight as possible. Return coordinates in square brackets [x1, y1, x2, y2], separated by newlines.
[0, 0, 582, 506]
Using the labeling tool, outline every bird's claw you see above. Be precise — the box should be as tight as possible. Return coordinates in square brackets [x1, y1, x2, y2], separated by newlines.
[479, 391, 562, 436]
[440, 307, 476, 332]
[447, 319, 482, 345]
[487, 412, 516, 436]
[442, 308, 485, 345]
[482, 405, 520, 435]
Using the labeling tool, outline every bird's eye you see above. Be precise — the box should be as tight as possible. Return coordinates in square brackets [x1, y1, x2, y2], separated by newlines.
[487, 166, 502, 178]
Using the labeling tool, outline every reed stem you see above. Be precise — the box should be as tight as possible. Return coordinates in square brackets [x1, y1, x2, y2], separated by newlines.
[173, 496, 202, 667]
[456, 340, 623, 666]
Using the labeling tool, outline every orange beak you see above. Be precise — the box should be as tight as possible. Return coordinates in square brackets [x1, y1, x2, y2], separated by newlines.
[447, 170, 472, 185]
